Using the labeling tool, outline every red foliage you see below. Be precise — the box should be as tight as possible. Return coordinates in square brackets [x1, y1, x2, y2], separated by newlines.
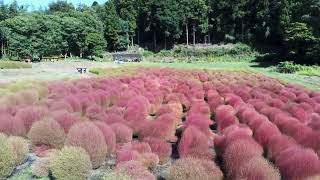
[156, 103, 183, 120]
[0, 113, 26, 136]
[237, 107, 257, 123]
[298, 131, 320, 151]
[259, 106, 282, 119]
[215, 105, 238, 133]
[183, 114, 213, 138]
[124, 106, 148, 133]
[285, 103, 311, 123]
[246, 114, 269, 130]
[223, 139, 264, 177]
[110, 123, 133, 144]
[49, 100, 74, 112]
[311, 92, 320, 97]
[86, 104, 103, 120]
[266, 134, 297, 160]
[268, 98, 285, 109]
[65, 121, 108, 168]
[139, 152, 159, 168]
[279, 89, 297, 100]
[178, 126, 214, 160]
[309, 113, 320, 131]
[93, 121, 116, 155]
[120, 141, 152, 154]
[273, 113, 299, 130]
[64, 95, 82, 112]
[248, 99, 268, 111]
[164, 93, 181, 104]
[116, 161, 156, 180]
[314, 96, 320, 103]
[275, 147, 320, 180]
[91, 89, 110, 107]
[15, 106, 47, 132]
[126, 95, 150, 114]
[254, 121, 281, 147]
[105, 106, 125, 115]
[207, 96, 224, 113]
[116, 149, 140, 164]
[142, 137, 172, 164]
[0, 105, 18, 116]
[298, 102, 315, 113]
[51, 111, 79, 133]
[224, 93, 244, 108]
[188, 101, 211, 117]
[215, 125, 253, 154]
[235, 157, 281, 180]
[32, 144, 51, 157]
[102, 112, 126, 125]
[139, 114, 177, 142]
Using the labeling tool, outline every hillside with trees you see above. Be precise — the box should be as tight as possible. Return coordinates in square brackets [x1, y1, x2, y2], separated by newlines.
[0, 0, 319, 64]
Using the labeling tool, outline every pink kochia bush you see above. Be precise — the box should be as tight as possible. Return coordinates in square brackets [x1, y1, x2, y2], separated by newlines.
[266, 134, 297, 160]
[110, 123, 133, 144]
[143, 137, 172, 164]
[85, 104, 103, 120]
[65, 121, 108, 169]
[51, 110, 79, 133]
[0, 113, 26, 136]
[223, 138, 263, 178]
[214, 124, 253, 154]
[117, 141, 159, 168]
[178, 126, 214, 160]
[275, 147, 320, 180]
[93, 121, 116, 155]
[116, 161, 156, 180]
[139, 114, 177, 142]
[123, 106, 148, 133]
[187, 101, 211, 117]
[116, 149, 141, 163]
[102, 112, 126, 125]
[15, 106, 47, 132]
[215, 105, 238, 133]
[236, 157, 281, 180]
[254, 121, 281, 147]
[183, 114, 213, 138]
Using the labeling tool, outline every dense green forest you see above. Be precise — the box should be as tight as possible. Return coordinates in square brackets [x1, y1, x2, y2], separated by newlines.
[0, 0, 319, 64]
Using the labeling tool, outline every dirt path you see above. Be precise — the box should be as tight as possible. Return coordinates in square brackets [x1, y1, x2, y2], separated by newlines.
[0, 61, 117, 83]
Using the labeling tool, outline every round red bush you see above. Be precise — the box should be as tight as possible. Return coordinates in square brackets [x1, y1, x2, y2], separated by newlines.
[0, 113, 26, 136]
[65, 121, 108, 169]
[110, 123, 133, 144]
[178, 126, 214, 160]
[223, 139, 263, 177]
[51, 111, 80, 133]
[275, 147, 320, 180]
[143, 137, 172, 164]
[93, 121, 116, 155]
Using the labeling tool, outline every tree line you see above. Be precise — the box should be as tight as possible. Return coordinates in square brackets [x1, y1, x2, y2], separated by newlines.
[0, 0, 319, 64]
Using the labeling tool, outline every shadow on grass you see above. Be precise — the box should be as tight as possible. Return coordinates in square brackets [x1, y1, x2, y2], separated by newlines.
[250, 53, 281, 68]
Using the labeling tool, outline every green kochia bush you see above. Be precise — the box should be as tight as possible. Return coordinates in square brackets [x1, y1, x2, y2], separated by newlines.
[0, 133, 16, 179]
[49, 146, 92, 180]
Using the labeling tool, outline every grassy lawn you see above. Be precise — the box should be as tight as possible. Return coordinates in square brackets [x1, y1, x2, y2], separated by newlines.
[0, 61, 32, 69]
[91, 61, 320, 90]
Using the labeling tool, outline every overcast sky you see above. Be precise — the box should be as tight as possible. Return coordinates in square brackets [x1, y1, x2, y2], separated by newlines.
[5, 0, 107, 10]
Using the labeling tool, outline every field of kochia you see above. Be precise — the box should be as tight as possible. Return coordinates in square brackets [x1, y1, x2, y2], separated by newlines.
[0, 67, 320, 180]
